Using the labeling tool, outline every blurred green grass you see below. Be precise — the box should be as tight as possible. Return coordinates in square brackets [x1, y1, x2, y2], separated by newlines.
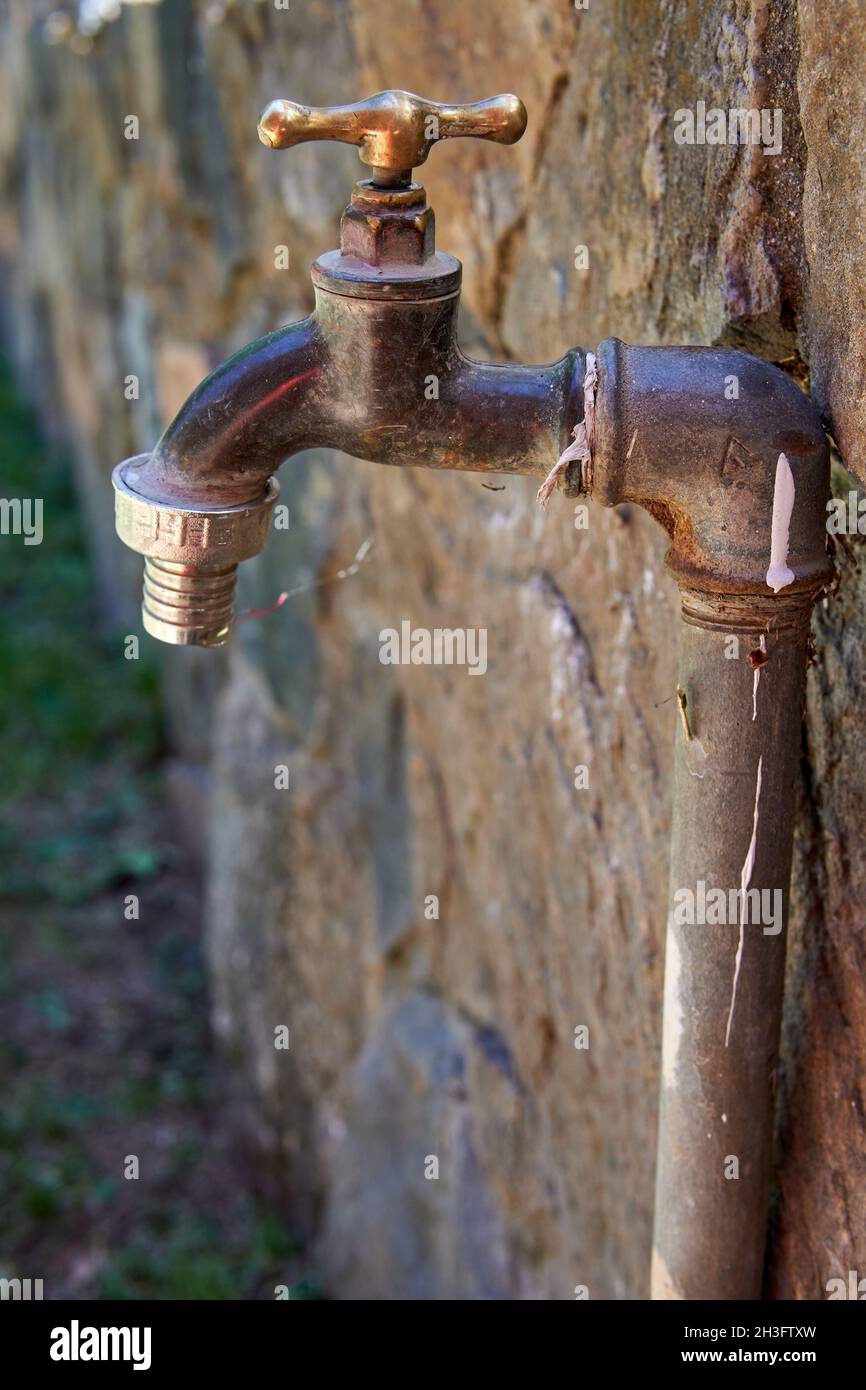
[0, 365, 318, 1300]
[0, 366, 162, 802]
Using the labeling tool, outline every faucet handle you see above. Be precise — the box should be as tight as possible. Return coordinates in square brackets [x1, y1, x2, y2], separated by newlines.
[257, 90, 527, 183]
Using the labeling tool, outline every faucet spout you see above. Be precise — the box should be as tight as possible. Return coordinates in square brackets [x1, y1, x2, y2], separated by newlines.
[135, 313, 326, 509]
[111, 314, 330, 647]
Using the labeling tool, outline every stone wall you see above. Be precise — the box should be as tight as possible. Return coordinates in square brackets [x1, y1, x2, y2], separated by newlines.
[1, 0, 863, 1298]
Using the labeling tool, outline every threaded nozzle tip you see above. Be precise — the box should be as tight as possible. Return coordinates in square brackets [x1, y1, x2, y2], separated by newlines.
[142, 558, 238, 647]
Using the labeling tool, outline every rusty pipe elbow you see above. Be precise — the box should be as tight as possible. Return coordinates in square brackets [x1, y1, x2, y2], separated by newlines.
[590, 338, 833, 626]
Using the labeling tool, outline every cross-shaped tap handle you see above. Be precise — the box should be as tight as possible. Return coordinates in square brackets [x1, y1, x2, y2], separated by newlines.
[257, 89, 527, 183]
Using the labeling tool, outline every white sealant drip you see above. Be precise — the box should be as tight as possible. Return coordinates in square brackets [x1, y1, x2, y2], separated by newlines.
[766, 452, 796, 592]
[661, 927, 685, 1088]
[685, 737, 707, 778]
[725, 755, 763, 1048]
[752, 634, 767, 722]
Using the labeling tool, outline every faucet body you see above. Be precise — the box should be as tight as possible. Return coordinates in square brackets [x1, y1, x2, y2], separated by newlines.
[113, 90, 833, 1299]
[116, 168, 583, 647]
[135, 273, 583, 512]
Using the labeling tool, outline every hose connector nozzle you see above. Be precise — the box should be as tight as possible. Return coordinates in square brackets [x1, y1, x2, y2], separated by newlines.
[112, 456, 279, 648]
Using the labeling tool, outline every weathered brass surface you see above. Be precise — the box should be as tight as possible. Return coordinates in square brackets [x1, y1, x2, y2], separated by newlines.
[257, 89, 527, 180]
[113, 458, 278, 645]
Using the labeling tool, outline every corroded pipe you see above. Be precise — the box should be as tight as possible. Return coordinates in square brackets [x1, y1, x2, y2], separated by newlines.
[590, 339, 831, 1299]
[652, 618, 809, 1300]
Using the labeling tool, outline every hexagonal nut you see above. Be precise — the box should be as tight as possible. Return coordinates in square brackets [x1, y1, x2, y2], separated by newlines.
[112, 456, 279, 567]
[340, 203, 435, 267]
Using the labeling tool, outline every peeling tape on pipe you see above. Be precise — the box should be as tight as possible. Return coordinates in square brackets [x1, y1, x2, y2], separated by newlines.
[766, 453, 796, 592]
[677, 685, 707, 777]
[725, 755, 763, 1048]
[537, 353, 598, 507]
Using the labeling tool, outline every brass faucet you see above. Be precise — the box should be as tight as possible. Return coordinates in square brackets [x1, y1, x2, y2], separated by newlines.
[112, 90, 581, 646]
[112, 90, 833, 1301]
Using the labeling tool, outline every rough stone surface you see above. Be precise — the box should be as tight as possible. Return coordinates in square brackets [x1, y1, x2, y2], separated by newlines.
[798, 1, 866, 482]
[1, 0, 864, 1298]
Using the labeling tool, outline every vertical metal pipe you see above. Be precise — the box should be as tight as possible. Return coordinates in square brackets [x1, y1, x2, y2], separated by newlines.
[588, 338, 829, 1299]
[651, 605, 810, 1300]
